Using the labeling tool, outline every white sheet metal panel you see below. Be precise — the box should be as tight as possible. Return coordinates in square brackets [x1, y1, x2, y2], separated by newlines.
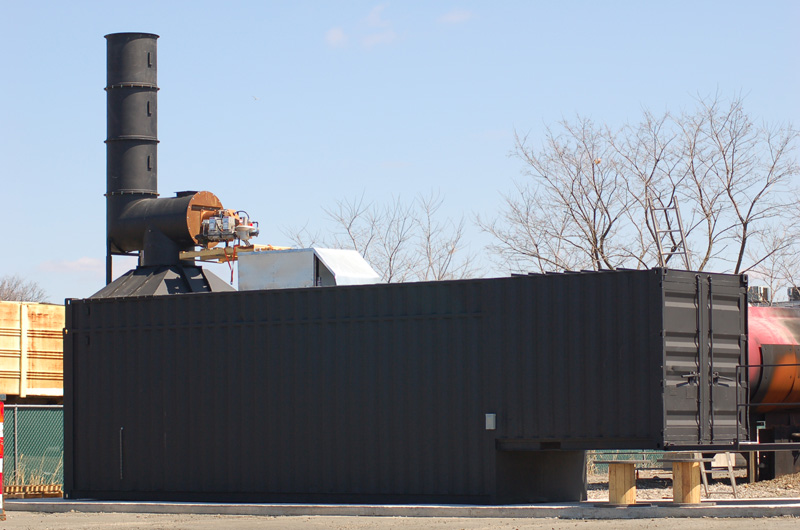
[313, 248, 382, 286]
[238, 249, 316, 290]
[238, 248, 381, 290]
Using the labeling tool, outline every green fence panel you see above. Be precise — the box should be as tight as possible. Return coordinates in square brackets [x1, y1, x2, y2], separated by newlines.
[3, 405, 63, 486]
[588, 450, 665, 474]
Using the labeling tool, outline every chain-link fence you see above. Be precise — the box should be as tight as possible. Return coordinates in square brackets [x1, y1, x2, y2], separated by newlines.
[588, 450, 666, 474]
[4, 405, 63, 486]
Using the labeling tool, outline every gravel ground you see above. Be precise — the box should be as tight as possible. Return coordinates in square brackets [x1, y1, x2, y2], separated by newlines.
[587, 470, 800, 501]
[2, 471, 798, 528]
[1, 513, 799, 530]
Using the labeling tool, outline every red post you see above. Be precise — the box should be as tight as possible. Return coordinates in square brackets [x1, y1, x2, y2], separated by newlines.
[0, 401, 5, 520]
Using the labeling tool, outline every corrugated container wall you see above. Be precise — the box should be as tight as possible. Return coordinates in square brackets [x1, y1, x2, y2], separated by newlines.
[0, 301, 64, 400]
[64, 269, 748, 503]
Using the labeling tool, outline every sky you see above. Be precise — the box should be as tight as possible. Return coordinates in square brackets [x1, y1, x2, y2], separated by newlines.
[1, 1, 798, 303]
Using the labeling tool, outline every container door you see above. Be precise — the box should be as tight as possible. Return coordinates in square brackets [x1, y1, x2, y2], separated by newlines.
[663, 275, 707, 443]
[663, 273, 746, 445]
[706, 275, 748, 443]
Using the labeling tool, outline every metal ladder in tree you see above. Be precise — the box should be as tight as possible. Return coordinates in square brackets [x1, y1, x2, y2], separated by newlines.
[648, 196, 690, 270]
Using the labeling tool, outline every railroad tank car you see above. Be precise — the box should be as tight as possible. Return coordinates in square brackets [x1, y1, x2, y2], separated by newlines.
[747, 306, 800, 478]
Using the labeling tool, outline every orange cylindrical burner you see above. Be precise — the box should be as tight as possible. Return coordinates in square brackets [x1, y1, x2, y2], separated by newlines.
[748, 307, 800, 411]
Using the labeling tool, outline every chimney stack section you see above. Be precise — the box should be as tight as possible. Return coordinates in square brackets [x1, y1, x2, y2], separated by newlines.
[105, 32, 159, 199]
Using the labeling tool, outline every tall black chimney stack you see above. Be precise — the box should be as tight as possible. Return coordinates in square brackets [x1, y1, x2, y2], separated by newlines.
[105, 32, 159, 282]
[97, 33, 233, 297]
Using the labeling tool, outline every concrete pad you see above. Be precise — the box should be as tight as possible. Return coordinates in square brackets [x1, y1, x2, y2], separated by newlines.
[5, 498, 800, 519]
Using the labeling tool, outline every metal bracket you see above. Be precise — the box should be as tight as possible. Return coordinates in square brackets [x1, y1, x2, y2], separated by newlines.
[680, 372, 700, 385]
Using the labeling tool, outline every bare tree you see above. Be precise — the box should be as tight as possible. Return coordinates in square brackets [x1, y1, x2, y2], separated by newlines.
[701, 96, 798, 273]
[366, 197, 418, 283]
[477, 180, 586, 273]
[0, 275, 49, 303]
[482, 94, 800, 275]
[481, 118, 636, 272]
[676, 106, 728, 271]
[415, 192, 478, 281]
[319, 194, 418, 282]
[285, 192, 479, 282]
[745, 225, 798, 303]
[323, 193, 378, 258]
[611, 110, 683, 268]
[280, 222, 321, 249]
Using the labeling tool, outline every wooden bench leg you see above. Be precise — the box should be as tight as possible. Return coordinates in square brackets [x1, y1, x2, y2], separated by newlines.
[608, 463, 636, 505]
[673, 461, 701, 504]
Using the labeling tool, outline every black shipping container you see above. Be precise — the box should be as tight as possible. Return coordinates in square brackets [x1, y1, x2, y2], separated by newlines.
[64, 268, 748, 503]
